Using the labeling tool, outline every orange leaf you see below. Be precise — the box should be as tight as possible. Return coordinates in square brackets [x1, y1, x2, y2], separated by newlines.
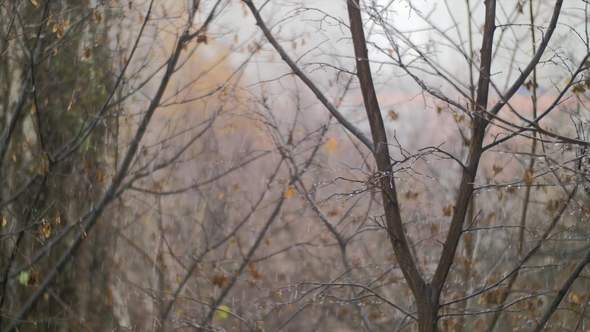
[284, 186, 294, 198]
[524, 169, 533, 186]
[326, 137, 338, 152]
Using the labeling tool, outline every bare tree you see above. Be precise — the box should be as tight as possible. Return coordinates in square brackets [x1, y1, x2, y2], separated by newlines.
[244, 0, 590, 330]
[3, 0, 590, 331]
[0, 0, 269, 330]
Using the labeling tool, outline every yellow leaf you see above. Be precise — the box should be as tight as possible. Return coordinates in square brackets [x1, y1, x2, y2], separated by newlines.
[326, 137, 338, 152]
[31, 0, 38, 6]
[1, 213, 6, 227]
[215, 305, 230, 320]
[174, 274, 179, 284]
[78, 221, 87, 239]
[104, 287, 113, 306]
[18, 271, 29, 285]
[571, 294, 580, 303]
[284, 186, 294, 198]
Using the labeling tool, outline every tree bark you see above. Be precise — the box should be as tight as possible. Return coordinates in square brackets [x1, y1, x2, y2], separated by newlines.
[346, 0, 442, 330]
[347, 0, 496, 331]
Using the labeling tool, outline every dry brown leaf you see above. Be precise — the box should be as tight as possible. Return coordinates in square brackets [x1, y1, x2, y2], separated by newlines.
[81, 46, 91, 60]
[197, 33, 208, 44]
[211, 274, 228, 288]
[404, 191, 419, 201]
[38, 220, 51, 240]
[492, 165, 502, 176]
[93, 10, 102, 23]
[388, 109, 399, 121]
[327, 209, 338, 217]
[524, 169, 533, 186]
[442, 205, 454, 217]
[104, 286, 113, 306]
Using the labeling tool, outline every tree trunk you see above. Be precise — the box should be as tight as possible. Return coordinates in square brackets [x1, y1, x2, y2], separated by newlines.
[417, 284, 439, 332]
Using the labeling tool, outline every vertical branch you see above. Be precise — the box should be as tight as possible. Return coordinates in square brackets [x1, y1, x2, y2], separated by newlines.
[432, 0, 496, 296]
[346, 0, 424, 299]
[486, 2, 540, 329]
[346, 1, 440, 331]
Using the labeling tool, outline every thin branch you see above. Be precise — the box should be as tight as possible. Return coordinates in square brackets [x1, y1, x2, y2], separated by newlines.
[533, 246, 590, 331]
[243, 0, 375, 153]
